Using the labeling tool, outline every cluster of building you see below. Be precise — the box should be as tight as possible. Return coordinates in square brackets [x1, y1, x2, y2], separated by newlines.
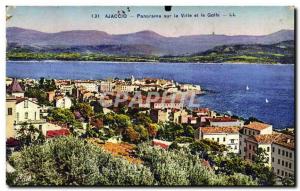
[6, 76, 202, 139]
[194, 117, 294, 180]
[5, 76, 294, 181]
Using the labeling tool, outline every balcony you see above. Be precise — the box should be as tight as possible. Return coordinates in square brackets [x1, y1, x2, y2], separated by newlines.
[14, 119, 47, 125]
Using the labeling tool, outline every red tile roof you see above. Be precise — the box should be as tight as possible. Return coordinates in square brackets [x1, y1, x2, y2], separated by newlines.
[246, 133, 281, 144]
[200, 126, 240, 134]
[207, 117, 237, 122]
[152, 139, 171, 149]
[244, 122, 271, 131]
[246, 133, 294, 150]
[273, 134, 295, 150]
[46, 128, 70, 138]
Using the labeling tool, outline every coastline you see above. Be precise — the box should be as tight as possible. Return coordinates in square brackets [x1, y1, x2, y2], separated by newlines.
[6, 60, 294, 65]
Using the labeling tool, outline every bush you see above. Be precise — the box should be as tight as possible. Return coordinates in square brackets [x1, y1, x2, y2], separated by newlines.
[8, 137, 153, 186]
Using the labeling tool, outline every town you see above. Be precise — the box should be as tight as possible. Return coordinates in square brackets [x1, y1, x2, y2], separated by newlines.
[6, 76, 294, 186]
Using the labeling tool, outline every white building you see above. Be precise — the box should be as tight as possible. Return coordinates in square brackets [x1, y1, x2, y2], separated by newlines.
[99, 80, 114, 92]
[195, 126, 240, 153]
[271, 134, 294, 178]
[239, 121, 273, 158]
[14, 98, 46, 132]
[75, 81, 99, 92]
[55, 96, 72, 109]
[245, 134, 280, 166]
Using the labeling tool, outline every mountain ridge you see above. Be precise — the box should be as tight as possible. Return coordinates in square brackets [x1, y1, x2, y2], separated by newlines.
[7, 27, 294, 56]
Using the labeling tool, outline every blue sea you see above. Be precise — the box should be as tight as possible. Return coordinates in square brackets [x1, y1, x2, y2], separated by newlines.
[6, 61, 295, 129]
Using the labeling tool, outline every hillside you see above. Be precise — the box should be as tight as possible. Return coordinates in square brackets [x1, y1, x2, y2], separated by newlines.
[161, 40, 295, 64]
[7, 40, 294, 64]
[6, 27, 294, 56]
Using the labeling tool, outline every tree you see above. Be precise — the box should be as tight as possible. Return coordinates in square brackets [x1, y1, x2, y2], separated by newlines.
[123, 126, 140, 143]
[146, 123, 158, 138]
[16, 123, 41, 146]
[90, 101, 103, 114]
[72, 103, 94, 122]
[183, 125, 194, 137]
[48, 108, 76, 125]
[8, 136, 154, 186]
[254, 148, 269, 164]
[133, 125, 149, 142]
[282, 175, 295, 186]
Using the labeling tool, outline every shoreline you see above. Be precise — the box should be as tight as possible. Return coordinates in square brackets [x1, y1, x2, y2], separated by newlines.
[6, 60, 294, 65]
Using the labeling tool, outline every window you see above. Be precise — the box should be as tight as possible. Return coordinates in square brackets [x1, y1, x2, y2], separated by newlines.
[212, 138, 214, 141]
[282, 171, 284, 176]
[277, 169, 280, 175]
[286, 152, 288, 157]
[248, 153, 251, 159]
[230, 139, 234, 144]
[290, 152, 292, 158]
[282, 150, 285, 156]
[217, 138, 219, 142]
[39, 125, 42, 130]
[285, 172, 288, 177]
[278, 159, 280, 164]
[289, 163, 292, 169]
[34, 112, 37, 120]
[24, 100, 28, 108]
[278, 148, 281, 154]
[223, 137, 226, 142]
[25, 112, 28, 119]
[7, 108, 13, 115]
[272, 147, 275, 152]
[285, 162, 288, 167]
[249, 145, 252, 150]
[282, 160, 284, 166]
[272, 157, 274, 162]
[267, 147, 270, 152]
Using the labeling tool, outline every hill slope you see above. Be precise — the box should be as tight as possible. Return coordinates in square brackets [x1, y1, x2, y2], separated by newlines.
[7, 27, 294, 56]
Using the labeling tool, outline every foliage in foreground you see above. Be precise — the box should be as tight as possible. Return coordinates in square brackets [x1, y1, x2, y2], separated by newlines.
[8, 136, 154, 186]
[8, 136, 258, 186]
[136, 143, 258, 186]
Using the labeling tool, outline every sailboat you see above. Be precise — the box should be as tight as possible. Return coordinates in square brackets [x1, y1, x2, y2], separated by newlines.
[246, 85, 249, 91]
[265, 98, 269, 103]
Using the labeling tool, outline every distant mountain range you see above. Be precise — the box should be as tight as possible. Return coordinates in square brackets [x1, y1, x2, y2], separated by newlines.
[6, 27, 294, 56]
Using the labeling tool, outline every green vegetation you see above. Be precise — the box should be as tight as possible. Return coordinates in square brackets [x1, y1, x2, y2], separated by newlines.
[7, 136, 258, 186]
[23, 77, 56, 106]
[8, 137, 154, 186]
[7, 40, 294, 64]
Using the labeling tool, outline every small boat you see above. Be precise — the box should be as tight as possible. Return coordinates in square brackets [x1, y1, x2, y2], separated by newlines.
[246, 85, 249, 91]
[265, 98, 269, 103]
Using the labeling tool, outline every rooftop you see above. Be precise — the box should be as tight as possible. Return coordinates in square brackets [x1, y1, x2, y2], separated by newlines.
[273, 133, 295, 150]
[7, 78, 24, 93]
[247, 133, 295, 150]
[207, 117, 238, 122]
[244, 121, 271, 131]
[200, 126, 240, 134]
[246, 133, 281, 144]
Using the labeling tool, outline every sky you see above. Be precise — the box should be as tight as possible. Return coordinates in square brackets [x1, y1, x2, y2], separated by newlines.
[6, 6, 294, 37]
